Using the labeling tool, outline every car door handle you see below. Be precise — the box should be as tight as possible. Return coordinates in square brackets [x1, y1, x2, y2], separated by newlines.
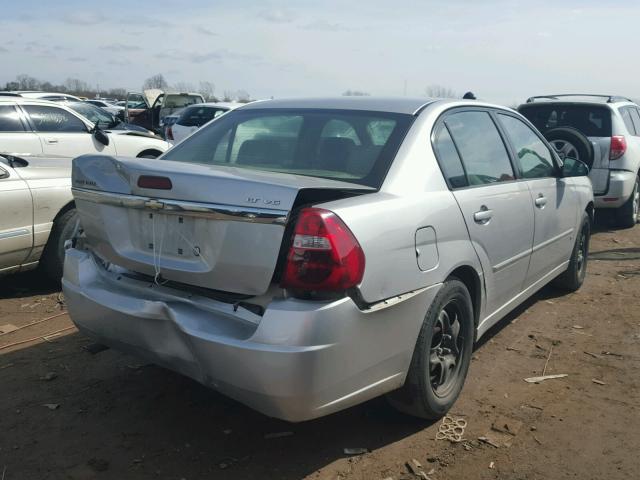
[535, 194, 547, 208]
[473, 206, 493, 224]
[44, 138, 59, 144]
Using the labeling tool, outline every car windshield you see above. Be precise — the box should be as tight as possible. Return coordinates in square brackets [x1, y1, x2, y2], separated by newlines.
[67, 102, 117, 128]
[177, 106, 229, 127]
[162, 109, 414, 187]
[519, 104, 612, 137]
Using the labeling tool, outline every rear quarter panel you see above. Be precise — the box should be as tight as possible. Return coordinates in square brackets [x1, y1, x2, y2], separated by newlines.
[321, 104, 484, 308]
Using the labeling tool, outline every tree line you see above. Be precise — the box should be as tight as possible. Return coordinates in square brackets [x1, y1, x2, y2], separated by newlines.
[3, 73, 252, 102]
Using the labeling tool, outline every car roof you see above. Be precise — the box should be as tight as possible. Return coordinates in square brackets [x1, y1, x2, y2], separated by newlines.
[238, 97, 439, 114]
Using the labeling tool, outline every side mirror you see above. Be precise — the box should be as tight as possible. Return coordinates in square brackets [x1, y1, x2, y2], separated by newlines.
[93, 127, 110, 146]
[561, 157, 589, 177]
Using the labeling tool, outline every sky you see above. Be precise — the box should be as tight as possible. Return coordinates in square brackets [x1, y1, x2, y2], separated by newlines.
[2, 0, 639, 105]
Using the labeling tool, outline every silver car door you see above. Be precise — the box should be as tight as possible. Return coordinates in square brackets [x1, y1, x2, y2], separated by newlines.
[0, 104, 43, 156]
[0, 161, 33, 272]
[496, 113, 578, 286]
[441, 110, 535, 317]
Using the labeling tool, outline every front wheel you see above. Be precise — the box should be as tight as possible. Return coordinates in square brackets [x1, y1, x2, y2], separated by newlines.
[553, 211, 590, 292]
[615, 175, 639, 228]
[387, 278, 474, 419]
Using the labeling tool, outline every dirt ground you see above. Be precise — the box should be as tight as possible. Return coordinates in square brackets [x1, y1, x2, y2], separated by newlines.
[1, 220, 639, 480]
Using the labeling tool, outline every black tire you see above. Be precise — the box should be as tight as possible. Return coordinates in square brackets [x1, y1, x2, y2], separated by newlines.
[544, 127, 594, 169]
[387, 278, 474, 419]
[553, 211, 590, 292]
[615, 175, 639, 228]
[41, 209, 79, 282]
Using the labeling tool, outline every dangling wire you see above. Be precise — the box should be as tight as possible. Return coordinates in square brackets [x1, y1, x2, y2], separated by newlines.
[151, 213, 169, 286]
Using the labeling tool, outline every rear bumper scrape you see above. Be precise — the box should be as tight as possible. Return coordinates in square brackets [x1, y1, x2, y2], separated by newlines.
[62, 248, 440, 421]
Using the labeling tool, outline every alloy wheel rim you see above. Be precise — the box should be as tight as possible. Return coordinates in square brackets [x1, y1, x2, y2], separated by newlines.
[429, 301, 465, 397]
[551, 139, 580, 161]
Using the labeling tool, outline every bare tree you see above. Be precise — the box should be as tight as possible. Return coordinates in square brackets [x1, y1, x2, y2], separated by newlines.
[236, 89, 251, 103]
[425, 84, 457, 99]
[64, 78, 91, 94]
[222, 90, 234, 102]
[15, 74, 41, 90]
[142, 73, 169, 91]
[342, 89, 370, 96]
[173, 81, 195, 93]
[107, 88, 127, 99]
[198, 81, 216, 101]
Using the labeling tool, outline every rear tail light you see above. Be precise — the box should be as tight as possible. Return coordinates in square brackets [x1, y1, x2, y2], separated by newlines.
[610, 135, 627, 160]
[166, 126, 174, 141]
[137, 175, 172, 190]
[281, 208, 365, 292]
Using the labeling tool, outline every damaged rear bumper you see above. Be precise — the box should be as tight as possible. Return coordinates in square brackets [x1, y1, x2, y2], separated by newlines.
[62, 248, 439, 422]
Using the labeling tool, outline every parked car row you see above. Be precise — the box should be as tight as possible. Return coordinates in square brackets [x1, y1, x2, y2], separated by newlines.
[62, 96, 594, 422]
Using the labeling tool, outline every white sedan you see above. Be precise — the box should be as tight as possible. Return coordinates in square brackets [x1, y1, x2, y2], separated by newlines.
[84, 99, 124, 116]
[167, 102, 241, 144]
[0, 97, 170, 159]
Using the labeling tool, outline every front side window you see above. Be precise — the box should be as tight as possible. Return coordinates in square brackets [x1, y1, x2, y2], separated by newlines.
[444, 111, 514, 185]
[23, 105, 87, 133]
[162, 109, 414, 187]
[0, 105, 26, 132]
[177, 106, 227, 127]
[498, 114, 556, 179]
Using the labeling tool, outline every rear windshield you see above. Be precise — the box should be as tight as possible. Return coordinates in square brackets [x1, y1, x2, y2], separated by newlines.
[161, 109, 414, 188]
[177, 106, 228, 127]
[164, 95, 203, 109]
[518, 104, 612, 137]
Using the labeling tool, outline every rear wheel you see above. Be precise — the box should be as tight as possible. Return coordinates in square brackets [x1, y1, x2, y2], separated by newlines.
[41, 209, 78, 282]
[615, 175, 639, 228]
[554, 211, 590, 291]
[388, 278, 474, 419]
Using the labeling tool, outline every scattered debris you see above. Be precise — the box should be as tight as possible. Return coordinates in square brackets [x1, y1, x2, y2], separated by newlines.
[84, 343, 109, 355]
[39, 372, 58, 381]
[43, 403, 60, 410]
[427, 468, 435, 475]
[489, 461, 495, 469]
[542, 345, 554, 376]
[343, 447, 369, 455]
[533, 435, 543, 445]
[87, 458, 109, 472]
[0, 312, 68, 338]
[572, 325, 584, 329]
[506, 346, 520, 352]
[491, 416, 523, 436]
[0, 324, 18, 334]
[523, 403, 544, 411]
[591, 379, 606, 385]
[601, 351, 624, 358]
[0, 326, 76, 351]
[0, 363, 14, 370]
[264, 431, 293, 440]
[478, 436, 500, 448]
[583, 351, 601, 359]
[436, 415, 467, 442]
[524, 374, 568, 383]
[426, 456, 438, 463]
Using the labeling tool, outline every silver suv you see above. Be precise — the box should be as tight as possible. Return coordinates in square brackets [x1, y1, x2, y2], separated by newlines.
[519, 94, 640, 227]
[64, 98, 593, 421]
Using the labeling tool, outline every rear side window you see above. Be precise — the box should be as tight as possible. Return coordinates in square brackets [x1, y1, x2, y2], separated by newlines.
[23, 105, 87, 133]
[498, 114, 556, 179]
[177, 106, 227, 127]
[445, 111, 514, 185]
[629, 108, 640, 137]
[433, 125, 467, 188]
[519, 104, 612, 137]
[620, 108, 636, 135]
[162, 109, 414, 188]
[0, 105, 26, 132]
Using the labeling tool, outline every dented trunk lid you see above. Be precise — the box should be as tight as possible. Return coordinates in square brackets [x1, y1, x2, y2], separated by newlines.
[71, 155, 373, 295]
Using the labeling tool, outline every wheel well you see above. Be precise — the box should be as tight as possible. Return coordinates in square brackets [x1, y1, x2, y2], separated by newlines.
[448, 265, 481, 329]
[137, 149, 162, 158]
[585, 201, 594, 223]
[53, 201, 75, 224]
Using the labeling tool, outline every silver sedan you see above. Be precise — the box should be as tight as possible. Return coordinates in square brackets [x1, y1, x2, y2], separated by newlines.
[63, 97, 594, 421]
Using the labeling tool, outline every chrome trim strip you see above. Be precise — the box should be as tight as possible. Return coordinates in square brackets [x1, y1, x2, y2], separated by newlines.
[493, 248, 532, 273]
[531, 228, 574, 253]
[72, 188, 289, 225]
[0, 228, 30, 240]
